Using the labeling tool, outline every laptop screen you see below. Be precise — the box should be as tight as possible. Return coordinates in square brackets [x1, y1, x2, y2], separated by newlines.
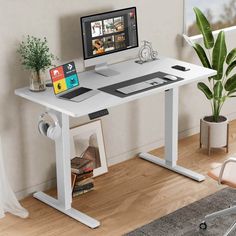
[50, 61, 79, 95]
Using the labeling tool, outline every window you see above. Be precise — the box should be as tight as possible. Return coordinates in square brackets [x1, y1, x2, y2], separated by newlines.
[184, 0, 236, 37]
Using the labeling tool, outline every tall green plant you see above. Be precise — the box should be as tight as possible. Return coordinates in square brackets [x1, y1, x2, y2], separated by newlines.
[18, 35, 58, 76]
[184, 7, 236, 122]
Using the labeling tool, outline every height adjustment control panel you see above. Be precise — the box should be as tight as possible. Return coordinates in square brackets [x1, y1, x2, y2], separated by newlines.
[88, 109, 109, 120]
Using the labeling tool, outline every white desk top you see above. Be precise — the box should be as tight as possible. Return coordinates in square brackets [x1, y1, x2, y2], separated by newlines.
[15, 57, 216, 118]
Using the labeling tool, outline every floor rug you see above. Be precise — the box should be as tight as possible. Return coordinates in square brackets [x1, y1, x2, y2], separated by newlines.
[125, 188, 236, 236]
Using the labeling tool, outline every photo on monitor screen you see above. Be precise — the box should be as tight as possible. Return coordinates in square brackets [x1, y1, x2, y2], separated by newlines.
[81, 7, 138, 60]
[103, 18, 114, 34]
[114, 16, 124, 32]
[115, 33, 126, 49]
[92, 38, 105, 55]
[91, 21, 103, 37]
[104, 36, 115, 52]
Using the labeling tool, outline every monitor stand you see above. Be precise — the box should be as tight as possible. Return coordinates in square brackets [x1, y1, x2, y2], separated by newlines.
[95, 63, 120, 77]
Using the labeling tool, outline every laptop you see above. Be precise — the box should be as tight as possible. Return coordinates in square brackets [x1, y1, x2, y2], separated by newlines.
[50, 61, 99, 102]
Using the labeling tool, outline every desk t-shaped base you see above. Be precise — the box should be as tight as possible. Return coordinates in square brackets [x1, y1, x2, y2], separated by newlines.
[139, 88, 205, 182]
[33, 112, 100, 228]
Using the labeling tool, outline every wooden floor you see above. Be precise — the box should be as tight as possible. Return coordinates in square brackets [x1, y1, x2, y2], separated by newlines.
[1, 121, 236, 236]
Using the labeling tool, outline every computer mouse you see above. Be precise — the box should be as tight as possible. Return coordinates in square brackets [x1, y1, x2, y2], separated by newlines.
[164, 74, 178, 81]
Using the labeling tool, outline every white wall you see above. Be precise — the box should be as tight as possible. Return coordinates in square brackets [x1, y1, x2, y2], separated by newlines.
[0, 0, 236, 199]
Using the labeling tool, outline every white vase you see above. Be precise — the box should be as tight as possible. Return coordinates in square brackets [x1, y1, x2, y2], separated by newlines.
[200, 116, 229, 155]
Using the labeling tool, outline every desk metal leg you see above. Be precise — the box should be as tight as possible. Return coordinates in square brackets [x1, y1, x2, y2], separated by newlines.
[139, 88, 205, 182]
[33, 112, 100, 228]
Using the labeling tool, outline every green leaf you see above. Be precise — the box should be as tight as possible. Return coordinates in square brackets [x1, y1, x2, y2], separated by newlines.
[225, 74, 236, 91]
[212, 31, 227, 80]
[227, 89, 236, 96]
[226, 60, 236, 77]
[213, 81, 223, 98]
[17, 35, 58, 72]
[193, 43, 211, 68]
[221, 96, 227, 103]
[193, 7, 214, 49]
[197, 82, 213, 99]
[182, 34, 194, 47]
[208, 75, 217, 82]
[226, 48, 236, 64]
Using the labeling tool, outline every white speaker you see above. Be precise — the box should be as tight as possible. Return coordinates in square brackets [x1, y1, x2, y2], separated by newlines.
[38, 112, 61, 140]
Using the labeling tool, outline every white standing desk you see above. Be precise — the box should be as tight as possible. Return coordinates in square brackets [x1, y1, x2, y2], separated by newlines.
[15, 57, 216, 228]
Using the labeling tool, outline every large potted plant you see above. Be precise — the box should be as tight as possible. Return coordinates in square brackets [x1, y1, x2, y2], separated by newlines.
[18, 35, 58, 92]
[184, 8, 236, 154]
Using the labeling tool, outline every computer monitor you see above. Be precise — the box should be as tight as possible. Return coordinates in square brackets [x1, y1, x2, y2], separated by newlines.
[81, 7, 139, 76]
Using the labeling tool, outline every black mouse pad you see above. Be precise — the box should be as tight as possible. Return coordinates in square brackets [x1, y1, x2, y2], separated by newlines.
[98, 71, 183, 98]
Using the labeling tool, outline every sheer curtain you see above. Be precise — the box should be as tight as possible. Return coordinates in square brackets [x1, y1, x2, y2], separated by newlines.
[0, 138, 28, 219]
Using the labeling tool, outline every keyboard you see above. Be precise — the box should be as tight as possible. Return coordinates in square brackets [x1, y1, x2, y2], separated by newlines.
[116, 78, 166, 95]
[60, 87, 92, 99]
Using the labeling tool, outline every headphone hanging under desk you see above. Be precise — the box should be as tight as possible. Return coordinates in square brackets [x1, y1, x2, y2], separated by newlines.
[38, 112, 61, 140]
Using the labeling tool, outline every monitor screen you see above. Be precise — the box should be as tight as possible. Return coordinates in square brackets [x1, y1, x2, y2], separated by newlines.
[81, 7, 138, 60]
[50, 61, 79, 95]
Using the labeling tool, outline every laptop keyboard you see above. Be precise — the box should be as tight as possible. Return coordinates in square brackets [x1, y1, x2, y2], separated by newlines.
[60, 87, 92, 99]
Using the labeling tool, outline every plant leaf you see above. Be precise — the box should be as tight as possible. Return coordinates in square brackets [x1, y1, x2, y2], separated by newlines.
[226, 48, 236, 64]
[212, 31, 227, 80]
[193, 7, 214, 49]
[182, 34, 195, 47]
[208, 75, 217, 82]
[193, 43, 211, 68]
[227, 89, 236, 96]
[226, 60, 236, 77]
[17, 35, 58, 72]
[197, 82, 213, 99]
[225, 74, 236, 91]
[220, 96, 227, 103]
[213, 81, 223, 98]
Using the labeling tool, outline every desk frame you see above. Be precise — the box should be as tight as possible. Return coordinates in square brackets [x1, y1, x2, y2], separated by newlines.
[33, 87, 204, 229]
[140, 88, 204, 181]
[15, 57, 216, 229]
[33, 112, 100, 228]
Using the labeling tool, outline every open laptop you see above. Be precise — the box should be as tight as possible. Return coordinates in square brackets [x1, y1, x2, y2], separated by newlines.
[50, 61, 99, 102]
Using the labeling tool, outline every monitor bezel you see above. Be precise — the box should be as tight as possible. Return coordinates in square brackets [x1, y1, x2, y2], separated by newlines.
[80, 6, 139, 61]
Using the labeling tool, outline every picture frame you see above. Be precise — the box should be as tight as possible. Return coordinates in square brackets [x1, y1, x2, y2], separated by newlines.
[184, 0, 236, 37]
[70, 120, 108, 177]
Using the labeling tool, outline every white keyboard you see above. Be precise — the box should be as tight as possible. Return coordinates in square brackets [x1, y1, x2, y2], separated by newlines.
[116, 78, 165, 95]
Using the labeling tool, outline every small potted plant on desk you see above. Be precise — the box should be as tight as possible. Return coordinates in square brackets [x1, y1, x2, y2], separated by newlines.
[184, 8, 236, 155]
[18, 35, 58, 92]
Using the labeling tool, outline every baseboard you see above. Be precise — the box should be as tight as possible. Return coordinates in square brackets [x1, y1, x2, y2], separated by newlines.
[107, 139, 164, 166]
[107, 125, 200, 166]
[16, 113, 236, 200]
[227, 111, 236, 121]
[16, 178, 56, 200]
[179, 126, 199, 140]
[107, 113, 236, 166]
